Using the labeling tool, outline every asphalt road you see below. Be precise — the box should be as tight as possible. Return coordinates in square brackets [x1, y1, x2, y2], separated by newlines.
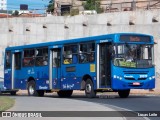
[72, 93, 160, 120]
[0, 92, 160, 120]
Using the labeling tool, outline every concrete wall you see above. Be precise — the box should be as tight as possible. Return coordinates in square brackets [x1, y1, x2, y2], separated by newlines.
[0, 9, 160, 91]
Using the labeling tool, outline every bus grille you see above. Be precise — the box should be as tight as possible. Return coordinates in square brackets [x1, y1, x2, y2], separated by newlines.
[125, 78, 135, 80]
[125, 78, 147, 80]
[123, 71, 148, 74]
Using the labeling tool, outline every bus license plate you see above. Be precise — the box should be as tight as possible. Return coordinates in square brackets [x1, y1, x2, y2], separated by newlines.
[133, 82, 140, 85]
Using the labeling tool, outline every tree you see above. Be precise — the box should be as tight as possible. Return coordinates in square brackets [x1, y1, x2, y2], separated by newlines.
[47, 0, 54, 13]
[12, 10, 19, 16]
[83, 0, 103, 13]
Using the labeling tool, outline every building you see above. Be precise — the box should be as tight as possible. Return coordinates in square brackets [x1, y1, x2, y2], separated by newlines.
[53, 0, 160, 15]
[0, 0, 10, 18]
[0, 0, 7, 10]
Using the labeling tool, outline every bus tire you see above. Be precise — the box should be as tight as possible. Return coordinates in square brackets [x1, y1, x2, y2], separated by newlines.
[10, 91, 16, 95]
[85, 79, 96, 98]
[57, 90, 73, 97]
[118, 89, 130, 98]
[27, 80, 38, 96]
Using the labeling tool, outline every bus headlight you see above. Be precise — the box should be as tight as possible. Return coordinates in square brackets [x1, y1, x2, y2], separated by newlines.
[149, 76, 155, 80]
[114, 75, 122, 80]
[114, 75, 117, 78]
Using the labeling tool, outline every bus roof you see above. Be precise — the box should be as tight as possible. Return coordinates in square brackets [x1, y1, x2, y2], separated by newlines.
[5, 33, 153, 50]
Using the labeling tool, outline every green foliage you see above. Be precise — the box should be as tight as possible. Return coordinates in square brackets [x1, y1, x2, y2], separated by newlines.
[47, 0, 54, 13]
[0, 97, 15, 111]
[83, 0, 103, 13]
[49, 0, 53, 4]
[12, 10, 19, 16]
[62, 9, 79, 16]
[83, 0, 95, 10]
[70, 9, 79, 16]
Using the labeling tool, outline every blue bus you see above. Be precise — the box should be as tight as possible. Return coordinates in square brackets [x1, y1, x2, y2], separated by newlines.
[4, 33, 155, 98]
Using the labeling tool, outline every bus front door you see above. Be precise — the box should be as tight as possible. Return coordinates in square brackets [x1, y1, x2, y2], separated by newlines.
[49, 48, 61, 90]
[99, 43, 112, 88]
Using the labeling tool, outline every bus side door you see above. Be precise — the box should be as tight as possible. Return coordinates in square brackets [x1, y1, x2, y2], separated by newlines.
[13, 52, 22, 89]
[49, 48, 61, 89]
[4, 51, 12, 89]
[99, 42, 112, 88]
[5, 51, 22, 90]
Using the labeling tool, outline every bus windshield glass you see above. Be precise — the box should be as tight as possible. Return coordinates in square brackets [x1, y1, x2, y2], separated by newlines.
[113, 44, 154, 68]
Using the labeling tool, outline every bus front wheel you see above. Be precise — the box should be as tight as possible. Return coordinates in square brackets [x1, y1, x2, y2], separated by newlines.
[118, 89, 130, 98]
[85, 79, 96, 98]
[27, 80, 44, 97]
[28, 80, 37, 96]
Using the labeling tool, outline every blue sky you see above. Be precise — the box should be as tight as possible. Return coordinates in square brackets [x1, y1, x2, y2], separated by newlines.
[7, 0, 51, 13]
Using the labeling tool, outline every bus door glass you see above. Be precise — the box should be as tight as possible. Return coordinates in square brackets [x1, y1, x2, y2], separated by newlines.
[4, 51, 12, 89]
[14, 52, 22, 89]
[99, 42, 112, 87]
[6, 51, 21, 89]
[49, 48, 61, 89]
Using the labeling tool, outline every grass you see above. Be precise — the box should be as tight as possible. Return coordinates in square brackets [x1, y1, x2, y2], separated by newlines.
[0, 97, 15, 111]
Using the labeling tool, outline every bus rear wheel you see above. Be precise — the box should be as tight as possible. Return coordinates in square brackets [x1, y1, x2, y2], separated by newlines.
[85, 79, 96, 98]
[118, 89, 130, 98]
[27, 80, 44, 97]
[57, 90, 73, 97]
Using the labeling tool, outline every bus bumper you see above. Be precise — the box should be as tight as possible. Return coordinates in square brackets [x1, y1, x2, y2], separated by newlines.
[112, 78, 155, 90]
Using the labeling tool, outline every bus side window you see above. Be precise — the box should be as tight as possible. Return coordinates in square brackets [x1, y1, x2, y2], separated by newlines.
[79, 42, 95, 63]
[88, 43, 95, 62]
[63, 45, 78, 64]
[35, 48, 48, 66]
[23, 49, 35, 67]
[79, 44, 87, 63]
[5, 51, 11, 68]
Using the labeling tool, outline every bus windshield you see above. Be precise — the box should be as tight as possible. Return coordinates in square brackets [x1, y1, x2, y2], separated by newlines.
[113, 44, 154, 68]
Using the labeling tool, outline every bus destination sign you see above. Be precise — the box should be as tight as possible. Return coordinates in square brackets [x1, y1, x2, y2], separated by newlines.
[120, 35, 151, 42]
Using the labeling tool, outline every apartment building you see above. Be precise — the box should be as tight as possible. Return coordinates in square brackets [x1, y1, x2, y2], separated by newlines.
[0, 0, 7, 10]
